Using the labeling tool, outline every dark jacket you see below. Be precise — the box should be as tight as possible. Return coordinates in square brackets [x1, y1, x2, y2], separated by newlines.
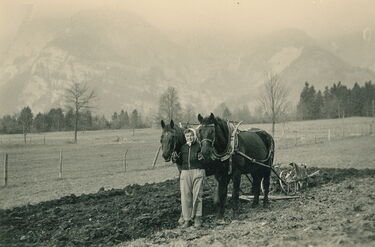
[177, 141, 206, 170]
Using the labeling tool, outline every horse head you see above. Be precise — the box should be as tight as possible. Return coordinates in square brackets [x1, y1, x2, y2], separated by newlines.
[197, 112, 228, 160]
[160, 119, 184, 162]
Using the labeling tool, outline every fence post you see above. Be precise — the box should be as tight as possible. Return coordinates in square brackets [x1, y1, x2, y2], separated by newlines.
[43, 136, 46, 145]
[328, 129, 331, 142]
[123, 149, 128, 172]
[152, 145, 162, 168]
[370, 123, 373, 136]
[59, 149, 63, 179]
[4, 153, 8, 187]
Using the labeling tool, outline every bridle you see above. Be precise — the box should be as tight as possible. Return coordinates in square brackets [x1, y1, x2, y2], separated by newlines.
[198, 124, 216, 147]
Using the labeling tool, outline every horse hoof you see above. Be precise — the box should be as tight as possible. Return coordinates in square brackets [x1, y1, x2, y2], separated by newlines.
[216, 219, 226, 225]
[263, 201, 271, 209]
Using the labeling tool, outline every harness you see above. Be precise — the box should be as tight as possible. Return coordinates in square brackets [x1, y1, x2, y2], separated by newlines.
[197, 121, 285, 184]
[199, 121, 274, 165]
[200, 122, 239, 162]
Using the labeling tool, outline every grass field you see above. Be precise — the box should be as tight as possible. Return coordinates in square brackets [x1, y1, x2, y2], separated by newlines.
[0, 117, 374, 209]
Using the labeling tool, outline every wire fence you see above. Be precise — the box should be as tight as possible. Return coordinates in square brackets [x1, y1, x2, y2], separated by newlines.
[0, 128, 167, 187]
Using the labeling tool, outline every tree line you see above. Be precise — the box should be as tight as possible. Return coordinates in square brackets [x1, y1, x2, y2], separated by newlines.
[297, 81, 375, 120]
[1, 80, 373, 141]
[0, 108, 148, 134]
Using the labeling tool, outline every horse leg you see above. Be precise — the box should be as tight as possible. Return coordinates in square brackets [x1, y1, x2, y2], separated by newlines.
[262, 173, 271, 207]
[215, 173, 229, 219]
[251, 176, 262, 208]
[231, 168, 241, 217]
[213, 176, 220, 206]
[263, 149, 274, 208]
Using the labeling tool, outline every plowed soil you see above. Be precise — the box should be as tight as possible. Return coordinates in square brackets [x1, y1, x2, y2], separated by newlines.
[1, 168, 375, 247]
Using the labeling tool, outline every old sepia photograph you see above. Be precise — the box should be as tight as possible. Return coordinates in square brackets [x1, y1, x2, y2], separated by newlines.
[0, 0, 374, 246]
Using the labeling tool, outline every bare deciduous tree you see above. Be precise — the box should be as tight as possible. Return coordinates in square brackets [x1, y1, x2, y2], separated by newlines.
[19, 106, 33, 144]
[158, 87, 182, 122]
[258, 72, 290, 136]
[65, 82, 96, 143]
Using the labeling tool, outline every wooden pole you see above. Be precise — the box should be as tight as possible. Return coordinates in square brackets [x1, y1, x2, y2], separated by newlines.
[43, 136, 45, 145]
[228, 194, 300, 201]
[4, 153, 8, 187]
[59, 149, 63, 179]
[328, 129, 331, 142]
[152, 145, 162, 168]
[123, 149, 128, 172]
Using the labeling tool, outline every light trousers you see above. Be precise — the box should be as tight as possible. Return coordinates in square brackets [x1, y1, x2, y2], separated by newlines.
[180, 169, 205, 221]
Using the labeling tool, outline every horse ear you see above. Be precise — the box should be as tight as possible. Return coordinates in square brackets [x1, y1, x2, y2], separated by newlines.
[198, 114, 203, 123]
[170, 120, 174, 128]
[161, 120, 165, 129]
[210, 113, 217, 124]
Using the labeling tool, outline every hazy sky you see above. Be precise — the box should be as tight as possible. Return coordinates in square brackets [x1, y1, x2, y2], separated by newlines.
[1, 0, 375, 47]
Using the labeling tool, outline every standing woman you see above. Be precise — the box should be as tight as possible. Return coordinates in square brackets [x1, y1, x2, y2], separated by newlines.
[177, 128, 206, 228]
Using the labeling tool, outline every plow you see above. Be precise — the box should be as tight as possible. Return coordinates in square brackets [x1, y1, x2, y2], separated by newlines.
[242, 162, 321, 198]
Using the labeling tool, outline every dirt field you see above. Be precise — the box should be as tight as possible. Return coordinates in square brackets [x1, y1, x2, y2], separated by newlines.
[0, 134, 374, 246]
[1, 167, 374, 247]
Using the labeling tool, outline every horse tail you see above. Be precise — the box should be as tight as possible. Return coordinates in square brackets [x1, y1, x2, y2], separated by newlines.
[253, 130, 275, 165]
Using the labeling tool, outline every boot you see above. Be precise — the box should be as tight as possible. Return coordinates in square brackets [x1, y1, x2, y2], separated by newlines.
[181, 220, 191, 228]
[194, 216, 202, 228]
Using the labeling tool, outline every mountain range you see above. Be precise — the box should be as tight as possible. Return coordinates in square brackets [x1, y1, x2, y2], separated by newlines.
[1, 9, 374, 117]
